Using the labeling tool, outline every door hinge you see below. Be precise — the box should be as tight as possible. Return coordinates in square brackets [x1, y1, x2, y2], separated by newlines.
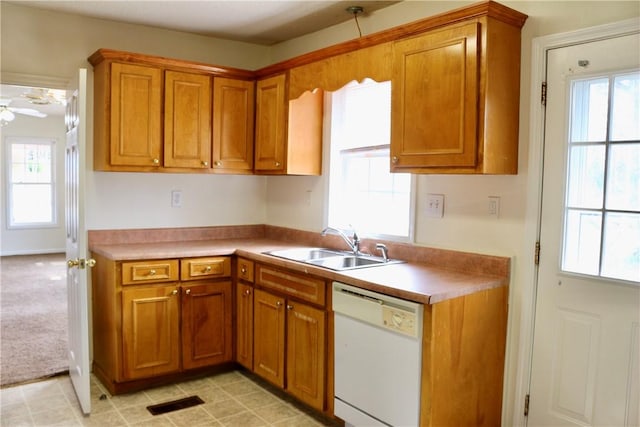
[541, 82, 547, 106]
[534, 242, 541, 266]
[524, 394, 530, 416]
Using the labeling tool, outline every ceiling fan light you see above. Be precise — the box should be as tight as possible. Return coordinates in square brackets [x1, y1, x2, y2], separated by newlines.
[0, 108, 15, 121]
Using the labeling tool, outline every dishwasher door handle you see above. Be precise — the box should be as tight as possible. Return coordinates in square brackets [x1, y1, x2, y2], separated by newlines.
[338, 288, 383, 305]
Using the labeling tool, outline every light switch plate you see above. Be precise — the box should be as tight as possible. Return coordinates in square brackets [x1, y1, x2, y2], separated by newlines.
[171, 190, 182, 208]
[488, 196, 500, 218]
[426, 194, 444, 218]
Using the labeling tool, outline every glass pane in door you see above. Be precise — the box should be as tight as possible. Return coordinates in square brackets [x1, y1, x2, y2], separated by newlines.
[601, 212, 640, 282]
[606, 143, 640, 211]
[610, 73, 640, 141]
[570, 78, 609, 143]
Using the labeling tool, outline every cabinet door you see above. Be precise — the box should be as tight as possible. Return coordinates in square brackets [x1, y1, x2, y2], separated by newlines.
[236, 282, 254, 370]
[122, 284, 180, 380]
[110, 62, 162, 167]
[181, 281, 232, 370]
[286, 301, 326, 410]
[253, 289, 285, 387]
[391, 22, 479, 170]
[212, 78, 255, 173]
[164, 71, 212, 169]
[254, 74, 286, 173]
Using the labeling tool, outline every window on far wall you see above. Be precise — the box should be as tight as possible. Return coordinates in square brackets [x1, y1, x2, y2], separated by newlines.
[562, 71, 640, 283]
[5, 137, 57, 228]
[327, 79, 414, 241]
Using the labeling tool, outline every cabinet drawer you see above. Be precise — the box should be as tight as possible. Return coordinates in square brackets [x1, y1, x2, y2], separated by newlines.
[181, 257, 231, 281]
[121, 260, 179, 285]
[256, 265, 325, 306]
[237, 258, 254, 282]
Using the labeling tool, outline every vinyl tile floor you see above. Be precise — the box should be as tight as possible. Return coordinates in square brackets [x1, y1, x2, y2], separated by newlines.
[0, 370, 339, 427]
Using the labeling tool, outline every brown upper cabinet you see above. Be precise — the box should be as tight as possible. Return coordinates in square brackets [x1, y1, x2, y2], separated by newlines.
[254, 74, 323, 175]
[89, 49, 255, 173]
[212, 78, 255, 174]
[90, 1, 527, 176]
[390, 15, 524, 174]
[96, 62, 163, 170]
[164, 70, 212, 170]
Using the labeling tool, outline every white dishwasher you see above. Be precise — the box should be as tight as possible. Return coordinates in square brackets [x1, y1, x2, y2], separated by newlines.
[332, 282, 423, 427]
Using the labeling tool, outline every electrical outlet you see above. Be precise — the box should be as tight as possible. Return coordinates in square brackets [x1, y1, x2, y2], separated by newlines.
[488, 196, 500, 218]
[171, 190, 182, 208]
[426, 194, 444, 218]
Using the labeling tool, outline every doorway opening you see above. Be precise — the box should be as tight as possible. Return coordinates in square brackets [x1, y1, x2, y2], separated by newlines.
[0, 83, 68, 387]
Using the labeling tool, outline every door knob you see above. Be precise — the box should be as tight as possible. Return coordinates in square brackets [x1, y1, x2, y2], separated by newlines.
[67, 258, 96, 269]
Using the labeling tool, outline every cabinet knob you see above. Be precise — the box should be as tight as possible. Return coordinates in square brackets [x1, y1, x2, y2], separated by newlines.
[275, 161, 281, 167]
[286, 304, 294, 310]
[214, 161, 222, 166]
[202, 161, 209, 167]
[241, 266, 247, 274]
[204, 265, 212, 272]
[152, 158, 160, 165]
[171, 289, 178, 295]
[149, 269, 156, 276]
[244, 289, 251, 296]
[276, 301, 282, 307]
[185, 289, 191, 295]
[392, 156, 399, 164]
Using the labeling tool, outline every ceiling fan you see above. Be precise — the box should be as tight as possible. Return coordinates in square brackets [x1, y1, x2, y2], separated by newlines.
[22, 87, 65, 105]
[0, 98, 47, 126]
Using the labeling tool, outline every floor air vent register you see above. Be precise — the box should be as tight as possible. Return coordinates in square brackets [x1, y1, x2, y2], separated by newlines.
[146, 396, 205, 415]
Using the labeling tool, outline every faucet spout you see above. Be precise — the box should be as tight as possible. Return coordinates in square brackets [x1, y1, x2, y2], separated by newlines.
[321, 227, 360, 255]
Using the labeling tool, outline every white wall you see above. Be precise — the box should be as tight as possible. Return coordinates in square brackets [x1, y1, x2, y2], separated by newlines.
[0, 2, 271, 77]
[0, 2, 271, 235]
[0, 114, 66, 255]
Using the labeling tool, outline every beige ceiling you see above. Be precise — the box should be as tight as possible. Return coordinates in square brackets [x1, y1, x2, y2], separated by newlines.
[9, 0, 400, 46]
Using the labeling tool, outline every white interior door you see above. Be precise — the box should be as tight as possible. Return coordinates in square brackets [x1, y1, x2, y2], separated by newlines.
[528, 34, 640, 426]
[65, 68, 92, 415]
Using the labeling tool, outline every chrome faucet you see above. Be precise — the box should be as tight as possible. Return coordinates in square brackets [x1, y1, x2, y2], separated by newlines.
[321, 226, 360, 255]
[376, 243, 389, 262]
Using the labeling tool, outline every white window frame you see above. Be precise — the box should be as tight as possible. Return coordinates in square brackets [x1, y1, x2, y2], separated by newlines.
[5, 136, 58, 229]
[325, 79, 416, 242]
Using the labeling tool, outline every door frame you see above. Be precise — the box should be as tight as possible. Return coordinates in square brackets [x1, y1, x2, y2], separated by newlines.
[515, 16, 640, 427]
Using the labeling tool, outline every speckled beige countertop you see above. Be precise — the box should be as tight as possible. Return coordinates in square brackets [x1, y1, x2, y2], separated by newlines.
[89, 225, 510, 304]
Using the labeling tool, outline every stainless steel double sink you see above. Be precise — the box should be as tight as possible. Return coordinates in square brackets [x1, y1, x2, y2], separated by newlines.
[263, 247, 405, 271]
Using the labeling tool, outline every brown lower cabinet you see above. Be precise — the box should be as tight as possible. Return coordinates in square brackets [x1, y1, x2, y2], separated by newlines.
[236, 260, 328, 411]
[91, 255, 233, 394]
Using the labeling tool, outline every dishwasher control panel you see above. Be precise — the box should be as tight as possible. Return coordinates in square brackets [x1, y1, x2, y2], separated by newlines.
[382, 306, 418, 337]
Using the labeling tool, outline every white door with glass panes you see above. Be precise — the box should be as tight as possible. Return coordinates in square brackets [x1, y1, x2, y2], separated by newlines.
[528, 33, 639, 426]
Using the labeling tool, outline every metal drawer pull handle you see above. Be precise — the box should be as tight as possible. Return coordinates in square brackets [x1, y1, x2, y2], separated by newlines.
[149, 269, 156, 276]
[204, 265, 212, 272]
